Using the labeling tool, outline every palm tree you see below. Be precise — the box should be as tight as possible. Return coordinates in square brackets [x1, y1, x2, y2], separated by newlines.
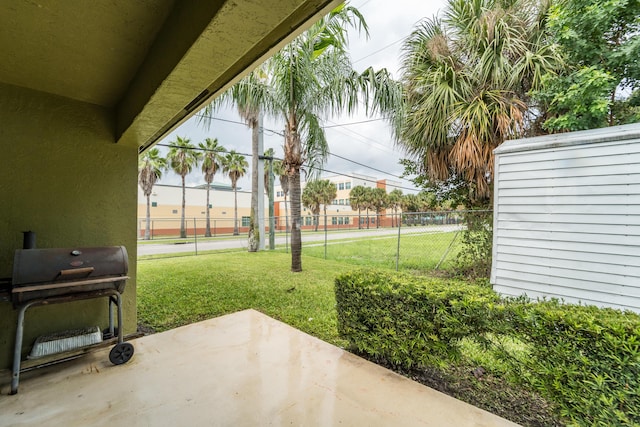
[349, 185, 366, 229]
[199, 137, 225, 237]
[371, 187, 388, 228]
[223, 150, 248, 236]
[394, 0, 558, 206]
[302, 179, 336, 232]
[138, 148, 166, 240]
[167, 136, 201, 238]
[302, 180, 323, 232]
[318, 180, 337, 232]
[210, 4, 400, 271]
[361, 186, 374, 229]
[387, 189, 403, 227]
[201, 71, 269, 251]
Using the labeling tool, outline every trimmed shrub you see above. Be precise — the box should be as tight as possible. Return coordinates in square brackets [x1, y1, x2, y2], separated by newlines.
[504, 300, 640, 426]
[335, 268, 640, 426]
[335, 268, 501, 367]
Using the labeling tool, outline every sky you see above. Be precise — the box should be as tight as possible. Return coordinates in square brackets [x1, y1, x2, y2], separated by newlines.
[153, 0, 446, 193]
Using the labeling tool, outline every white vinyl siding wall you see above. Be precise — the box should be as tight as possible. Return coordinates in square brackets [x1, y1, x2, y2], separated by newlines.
[491, 124, 640, 313]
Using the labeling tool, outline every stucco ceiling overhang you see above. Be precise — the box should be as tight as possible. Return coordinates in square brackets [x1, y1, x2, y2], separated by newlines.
[0, 0, 339, 150]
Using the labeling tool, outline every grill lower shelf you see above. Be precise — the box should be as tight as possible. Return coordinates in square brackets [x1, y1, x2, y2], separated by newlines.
[28, 326, 103, 359]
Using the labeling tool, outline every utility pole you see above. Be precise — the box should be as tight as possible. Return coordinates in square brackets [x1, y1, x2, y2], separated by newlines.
[268, 157, 275, 249]
[257, 113, 265, 250]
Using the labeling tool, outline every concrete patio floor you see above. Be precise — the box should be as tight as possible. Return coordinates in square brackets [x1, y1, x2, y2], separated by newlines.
[0, 309, 518, 426]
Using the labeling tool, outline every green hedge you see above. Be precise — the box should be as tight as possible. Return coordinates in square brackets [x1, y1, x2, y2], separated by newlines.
[335, 269, 502, 367]
[505, 300, 640, 426]
[335, 269, 640, 426]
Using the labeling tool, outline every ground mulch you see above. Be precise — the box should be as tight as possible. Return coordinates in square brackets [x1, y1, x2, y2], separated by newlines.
[358, 353, 564, 427]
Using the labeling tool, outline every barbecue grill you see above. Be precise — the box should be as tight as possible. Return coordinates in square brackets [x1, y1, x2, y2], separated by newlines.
[9, 246, 134, 394]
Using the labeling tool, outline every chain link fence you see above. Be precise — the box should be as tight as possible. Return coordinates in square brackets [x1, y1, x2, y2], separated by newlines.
[138, 210, 493, 275]
[300, 211, 491, 274]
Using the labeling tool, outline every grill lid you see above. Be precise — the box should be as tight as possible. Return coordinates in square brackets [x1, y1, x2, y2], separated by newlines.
[12, 246, 128, 287]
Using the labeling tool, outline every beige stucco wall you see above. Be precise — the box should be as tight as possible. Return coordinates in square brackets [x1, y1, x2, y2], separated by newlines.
[0, 83, 138, 369]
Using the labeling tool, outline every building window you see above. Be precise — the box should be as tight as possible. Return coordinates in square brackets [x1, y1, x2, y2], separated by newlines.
[338, 217, 344, 225]
[172, 209, 178, 214]
[338, 182, 345, 190]
[344, 217, 350, 224]
[305, 216, 312, 226]
[345, 198, 349, 205]
[332, 217, 337, 225]
[332, 199, 338, 205]
[208, 204, 212, 208]
[339, 199, 344, 205]
[151, 202, 157, 207]
[242, 216, 250, 227]
[345, 182, 351, 189]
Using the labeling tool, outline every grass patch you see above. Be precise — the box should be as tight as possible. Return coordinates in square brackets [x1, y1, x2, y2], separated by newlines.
[300, 230, 461, 272]
[137, 251, 351, 347]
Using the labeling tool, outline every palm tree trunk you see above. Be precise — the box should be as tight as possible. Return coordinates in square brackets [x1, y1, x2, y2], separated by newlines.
[233, 186, 239, 235]
[366, 208, 370, 229]
[290, 172, 302, 272]
[314, 213, 319, 232]
[284, 194, 289, 232]
[145, 194, 151, 240]
[358, 209, 361, 229]
[180, 175, 187, 238]
[205, 185, 212, 237]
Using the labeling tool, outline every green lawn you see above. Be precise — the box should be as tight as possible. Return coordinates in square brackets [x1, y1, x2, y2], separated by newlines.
[300, 230, 461, 272]
[137, 251, 353, 347]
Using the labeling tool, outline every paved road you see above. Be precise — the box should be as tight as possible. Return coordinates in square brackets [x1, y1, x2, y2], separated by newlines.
[137, 225, 462, 256]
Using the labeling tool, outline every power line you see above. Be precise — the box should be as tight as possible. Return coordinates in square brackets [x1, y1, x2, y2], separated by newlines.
[322, 118, 385, 128]
[329, 152, 405, 180]
[308, 165, 418, 192]
[325, 118, 398, 155]
[353, 37, 404, 64]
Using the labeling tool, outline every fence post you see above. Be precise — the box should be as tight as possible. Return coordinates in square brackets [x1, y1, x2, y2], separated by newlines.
[324, 211, 328, 260]
[395, 213, 402, 271]
[193, 218, 198, 255]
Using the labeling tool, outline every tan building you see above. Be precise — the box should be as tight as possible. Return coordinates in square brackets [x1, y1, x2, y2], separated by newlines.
[137, 183, 265, 238]
[274, 173, 403, 229]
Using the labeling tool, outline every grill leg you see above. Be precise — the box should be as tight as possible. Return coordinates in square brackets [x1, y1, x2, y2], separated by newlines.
[11, 300, 39, 395]
[115, 292, 123, 344]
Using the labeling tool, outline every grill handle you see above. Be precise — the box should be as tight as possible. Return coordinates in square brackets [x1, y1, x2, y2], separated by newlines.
[58, 267, 95, 278]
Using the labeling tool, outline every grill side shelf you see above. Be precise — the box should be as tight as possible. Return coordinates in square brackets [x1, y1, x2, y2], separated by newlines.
[11, 276, 130, 294]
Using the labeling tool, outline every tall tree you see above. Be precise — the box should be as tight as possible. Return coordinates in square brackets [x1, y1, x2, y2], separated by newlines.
[387, 189, 403, 227]
[223, 150, 248, 236]
[199, 137, 225, 237]
[274, 158, 290, 232]
[303, 179, 337, 232]
[371, 187, 388, 228]
[534, 0, 640, 131]
[361, 186, 374, 229]
[200, 71, 270, 250]
[349, 185, 366, 229]
[219, 4, 400, 271]
[302, 180, 323, 232]
[138, 148, 166, 240]
[167, 136, 201, 238]
[394, 0, 559, 206]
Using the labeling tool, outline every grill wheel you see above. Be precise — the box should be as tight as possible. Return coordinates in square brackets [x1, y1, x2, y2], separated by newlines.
[109, 342, 134, 365]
